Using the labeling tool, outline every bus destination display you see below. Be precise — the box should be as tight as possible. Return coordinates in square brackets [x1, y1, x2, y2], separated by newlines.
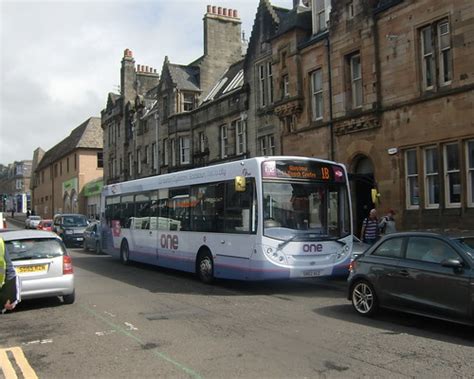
[262, 160, 345, 182]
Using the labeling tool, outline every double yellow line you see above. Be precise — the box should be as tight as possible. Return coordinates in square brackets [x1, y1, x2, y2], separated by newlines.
[0, 347, 38, 379]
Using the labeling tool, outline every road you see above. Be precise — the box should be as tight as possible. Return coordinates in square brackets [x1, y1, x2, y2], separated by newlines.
[2, 221, 474, 378]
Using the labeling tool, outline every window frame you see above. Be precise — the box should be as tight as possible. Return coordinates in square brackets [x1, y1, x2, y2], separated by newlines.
[163, 138, 169, 166]
[405, 149, 420, 210]
[235, 120, 246, 155]
[199, 132, 206, 153]
[444, 142, 461, 208]
[170, 138, 176, 167]
[220, 124, 229, 159]
[258, 64, 266, 107]
[423, 146, 440, 209]
[311, 68, 324, 121]
[420, 25, 435, 91]
[437, 20, 452, 87]
[467, 140, 474, 208]
[350, 54, 362, 109]
[179, 136, 190, 165]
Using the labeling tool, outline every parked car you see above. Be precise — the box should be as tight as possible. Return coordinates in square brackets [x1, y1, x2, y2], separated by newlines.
[52, 214, 89, 247]
[83, 222, 102, 253]
[348, 232, 474, 325]
[37, 219, 53, 232]
[2, 230, 75, 304]
[25, 216, 42, 229]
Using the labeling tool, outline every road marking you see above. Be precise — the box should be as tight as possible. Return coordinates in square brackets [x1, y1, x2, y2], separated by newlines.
[124, 322, 138, 331]
[0, 347, 38, 379]
[95, 330, 116, 336]
[23, 339, 53, 346]
[81, 304, 202, 379]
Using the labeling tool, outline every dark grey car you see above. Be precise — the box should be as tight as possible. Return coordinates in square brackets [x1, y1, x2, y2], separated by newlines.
[348, 232, 474, 325]
[83, 222, 102, 253]
[53, 214, 89, 247]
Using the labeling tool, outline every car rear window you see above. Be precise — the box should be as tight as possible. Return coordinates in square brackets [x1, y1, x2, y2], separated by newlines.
[5, 238, 66, 261]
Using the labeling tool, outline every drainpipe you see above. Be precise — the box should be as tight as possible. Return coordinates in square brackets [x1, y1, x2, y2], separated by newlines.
[325, 36, 335, 161]
[154, 111, 160, 175]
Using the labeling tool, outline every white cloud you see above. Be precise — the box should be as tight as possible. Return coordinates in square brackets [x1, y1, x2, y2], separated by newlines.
[0, 0, 291, 164]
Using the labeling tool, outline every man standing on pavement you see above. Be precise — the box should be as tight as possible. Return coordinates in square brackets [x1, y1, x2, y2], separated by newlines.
[360, 209, 379, 245]
[0, 237, 20, 313]
[379, 209, 397, 236]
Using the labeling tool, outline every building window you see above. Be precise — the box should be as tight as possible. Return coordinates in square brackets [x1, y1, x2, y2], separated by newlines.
[67, 157, 70, 173]
[311, 69, 323, 121]
[259, 135, 276, 156]
[145, 145, 149, 165]
[151, 143, 156, 170]
[183, 93, 195, 112]
[258, 64, 267, 107]
[163, 139, 169, 166]
[420, 20, 452, 91]
[54, 164, 58, 178]
[282, 115, 295, 134]
[444, 143, 461, 207]
[282, 75, 289, 98]
[267, 62, 274, 104]
[170, 139, 176, 167]
[179, 137, 190, 165]
[128, 153, 133, 176]
[424, 146, 439, 208]
[220, 124, 229, 159]
[467, 140, 474, 207]
[199, 132, 206, 153]
[349, 54, 362, 108]
[74, 154, 77, 170]
[60, 161, 63, 176]
[137, 150, 142, 174]
[438, 21, 452, 86]
[97, 152, 103, 168]
[346, 1, 354, 19]
[235, 120, 246, 155]
[405, 149, 419, 209]
[312, 0, 330, 34]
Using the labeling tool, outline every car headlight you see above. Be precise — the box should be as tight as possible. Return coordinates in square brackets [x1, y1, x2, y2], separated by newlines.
[65, 230, 73, 235]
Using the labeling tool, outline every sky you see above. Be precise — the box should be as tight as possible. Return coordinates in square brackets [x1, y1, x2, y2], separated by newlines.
[0, 0, 291, 165]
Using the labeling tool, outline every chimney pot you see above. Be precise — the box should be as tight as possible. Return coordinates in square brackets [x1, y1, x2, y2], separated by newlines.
[233, 9, 238, 18]
[154, 68, 157, 73]
[207, 5, 211, 13]
[212, 6, 216, 13]
[217, 7, 222, 15]
[223, 8, 227, 16]
[137, 64, 141, 71]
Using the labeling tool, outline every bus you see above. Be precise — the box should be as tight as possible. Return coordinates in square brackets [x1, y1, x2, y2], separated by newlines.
[101, 156, 352, 282]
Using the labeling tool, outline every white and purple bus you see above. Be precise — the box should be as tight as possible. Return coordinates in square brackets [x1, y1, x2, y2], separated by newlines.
[101, 156, 352, 282]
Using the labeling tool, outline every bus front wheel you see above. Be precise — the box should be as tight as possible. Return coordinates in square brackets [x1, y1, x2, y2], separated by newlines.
[120, 240, 130, 265]
[197, 251, 214, 284]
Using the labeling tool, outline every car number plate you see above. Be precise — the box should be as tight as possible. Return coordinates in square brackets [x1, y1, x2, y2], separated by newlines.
[17, 264, 48, 274]
[303, 270, 321, 277]
[76, 237, 83, 241]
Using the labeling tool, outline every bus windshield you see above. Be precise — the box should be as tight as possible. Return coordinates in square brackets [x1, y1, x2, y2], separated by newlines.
[263, 181, 351, 241]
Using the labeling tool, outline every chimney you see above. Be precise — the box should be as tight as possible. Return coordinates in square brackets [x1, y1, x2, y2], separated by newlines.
[203, 4, 241, 56]
[121, 48, 136, 100]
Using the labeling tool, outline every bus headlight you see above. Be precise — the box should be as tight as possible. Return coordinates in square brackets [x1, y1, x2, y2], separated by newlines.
[263, 245, 288, 264]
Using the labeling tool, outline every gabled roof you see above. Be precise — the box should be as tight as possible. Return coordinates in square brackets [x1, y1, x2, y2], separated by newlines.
[274, 6, 312, 38]
[168, 64, 200, 92]
[36, 117, 102, 172]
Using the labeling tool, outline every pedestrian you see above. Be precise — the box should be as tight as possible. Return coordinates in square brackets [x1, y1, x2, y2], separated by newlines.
[11, 209, 14, 219]
[360, 208, 379, 245]
[379, 209, 397, 236]
[0, 237, 20, 313]
[26, 209, 30, 218]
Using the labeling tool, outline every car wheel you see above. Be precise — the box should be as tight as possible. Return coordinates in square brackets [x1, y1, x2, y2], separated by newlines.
[196, 251, 214, 284]
[95, 241, 101, 254]
[351, 280, 378, 316]
[63, 290, 75, 305]
[120, 240, 130, 265]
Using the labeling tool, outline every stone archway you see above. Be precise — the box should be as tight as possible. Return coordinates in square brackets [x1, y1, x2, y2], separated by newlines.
[350, 155, 376, 235]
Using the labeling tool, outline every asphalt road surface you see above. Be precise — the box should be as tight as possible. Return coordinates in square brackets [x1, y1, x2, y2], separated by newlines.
[2, 222, 474, 378]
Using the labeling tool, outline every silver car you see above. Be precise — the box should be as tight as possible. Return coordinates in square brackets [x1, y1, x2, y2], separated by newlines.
[25, 216, 41, 229]
[2, 230, 75, 304]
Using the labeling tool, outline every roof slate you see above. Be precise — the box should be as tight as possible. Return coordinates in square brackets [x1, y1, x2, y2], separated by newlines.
[36, 117, 102, 172]
[168, 64, 200, 91]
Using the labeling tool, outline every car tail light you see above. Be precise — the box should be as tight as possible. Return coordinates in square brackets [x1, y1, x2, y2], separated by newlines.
[63, 255, 74, 274]
[3, 220, 7, 229]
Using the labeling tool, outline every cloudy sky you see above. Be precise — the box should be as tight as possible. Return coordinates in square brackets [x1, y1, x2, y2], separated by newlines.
[0, 0, 290, 165]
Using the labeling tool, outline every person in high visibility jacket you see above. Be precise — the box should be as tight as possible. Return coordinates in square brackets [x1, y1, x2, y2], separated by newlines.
[0, 237, 19, 312]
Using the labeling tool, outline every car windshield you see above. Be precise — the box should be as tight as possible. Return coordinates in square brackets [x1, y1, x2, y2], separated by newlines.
[5, 238, 66, 261]
[62, 216, 88, 227]
[263, 181, 351, 241]
[452, 238, 474, 259]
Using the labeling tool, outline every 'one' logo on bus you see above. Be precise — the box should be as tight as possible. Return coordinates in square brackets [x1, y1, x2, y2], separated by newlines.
[160, 234, 179, 250]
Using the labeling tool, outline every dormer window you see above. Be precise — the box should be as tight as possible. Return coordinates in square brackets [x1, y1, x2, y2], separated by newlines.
[183, 93, 195, 112]
[312, 0, 331, 34]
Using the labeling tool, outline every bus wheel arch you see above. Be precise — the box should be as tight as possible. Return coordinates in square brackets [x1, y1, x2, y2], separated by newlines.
[196, 246, 214, 284]
[120, 238, 130, 265]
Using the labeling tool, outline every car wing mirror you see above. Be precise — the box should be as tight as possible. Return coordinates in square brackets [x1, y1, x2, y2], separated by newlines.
[441, 258, 463, 269]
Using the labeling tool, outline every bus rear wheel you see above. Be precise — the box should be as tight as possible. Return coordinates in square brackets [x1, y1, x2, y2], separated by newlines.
[120, 240, 130, 265]
[197, 252, 214, 284]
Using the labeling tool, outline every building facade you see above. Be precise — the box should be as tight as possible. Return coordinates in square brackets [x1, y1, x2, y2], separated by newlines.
[269, 0, 473, 232]
[0, 160, 32, 213]
[32, 117, 104, 218]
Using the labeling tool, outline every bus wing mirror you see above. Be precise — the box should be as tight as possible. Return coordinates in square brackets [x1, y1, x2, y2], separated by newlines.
[234, 176, 246, 192]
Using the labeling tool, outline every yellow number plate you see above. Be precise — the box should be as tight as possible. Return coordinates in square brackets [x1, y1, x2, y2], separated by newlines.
[17, 265, 47, 274]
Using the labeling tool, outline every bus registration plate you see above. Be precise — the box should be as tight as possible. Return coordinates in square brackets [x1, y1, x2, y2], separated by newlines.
[303, 269, 321, 277]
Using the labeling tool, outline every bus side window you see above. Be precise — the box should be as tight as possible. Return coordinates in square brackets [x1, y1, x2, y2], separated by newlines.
[224, 178, 253, 233]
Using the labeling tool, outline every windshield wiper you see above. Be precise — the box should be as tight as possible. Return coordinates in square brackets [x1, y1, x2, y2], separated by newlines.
[278, 235, 299, 249]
